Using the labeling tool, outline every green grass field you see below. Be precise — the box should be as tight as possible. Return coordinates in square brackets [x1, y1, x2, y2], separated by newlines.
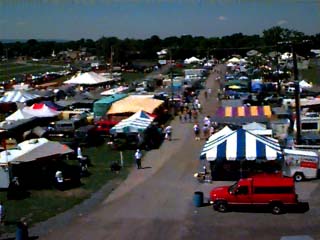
[0, 62, 65, 82]
[300, 59, 320, 85]
[0, 62, 146, 86]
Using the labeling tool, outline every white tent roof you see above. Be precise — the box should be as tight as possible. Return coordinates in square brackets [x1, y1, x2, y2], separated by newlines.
[242, 122, 266, 130]
[23, 103, 60, 117]
[0, 138, 73, 164]
[109, 110, 154, 134]
[184, 57, 201, 64]
[281, 52, 292, 60]
[239, 58, 247, 63]
[64, 72, 111, 85]
[0, 91, 40, 103]
[5, 109, 34, 121]
[299, 80, 312, 89]
[200, 128, 281, 161]
[100, 86, 129, 96]
[227, 57, 240, 63]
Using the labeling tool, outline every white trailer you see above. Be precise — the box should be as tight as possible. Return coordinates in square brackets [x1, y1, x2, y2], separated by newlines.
[283, 149, 319, 182]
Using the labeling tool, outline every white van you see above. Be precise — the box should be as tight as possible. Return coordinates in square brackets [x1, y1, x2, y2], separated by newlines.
[283, 149, 319, 182]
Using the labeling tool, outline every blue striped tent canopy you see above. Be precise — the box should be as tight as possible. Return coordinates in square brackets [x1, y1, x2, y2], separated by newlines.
[109, 110, 154, 134]
[0, 91, 40, 103]
[200, 128, 282, 162]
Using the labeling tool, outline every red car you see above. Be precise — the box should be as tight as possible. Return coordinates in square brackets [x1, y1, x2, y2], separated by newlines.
[210, 174, 299, 214]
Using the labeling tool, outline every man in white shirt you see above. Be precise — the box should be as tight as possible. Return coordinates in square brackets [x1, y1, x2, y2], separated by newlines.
[135, 149, 142, 169]
[164, 125, 172, 141]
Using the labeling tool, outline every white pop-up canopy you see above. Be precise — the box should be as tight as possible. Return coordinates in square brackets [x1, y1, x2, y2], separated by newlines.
[5, 109, 35, 121]
[110, 110, 155, 134]
[184, 57, 201, 64]
[23, 103, 60, 117]
[64, 72, 112, 85]
[0, 138, 73, 164]
[0, 91, 40, 103]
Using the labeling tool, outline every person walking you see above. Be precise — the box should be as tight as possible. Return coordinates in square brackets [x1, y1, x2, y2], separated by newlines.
[193, 123, 201, 141]
[207, 88, 212, 96]
[134, 149, 142, 169]
[202, 124, 210, 141]
[164, 125, 172, 141]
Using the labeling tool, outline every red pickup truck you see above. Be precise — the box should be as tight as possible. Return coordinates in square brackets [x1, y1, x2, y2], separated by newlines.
[210, 174, 299, 214]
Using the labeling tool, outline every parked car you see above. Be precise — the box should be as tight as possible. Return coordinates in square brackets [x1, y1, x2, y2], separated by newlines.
[210, 174, 299, 214]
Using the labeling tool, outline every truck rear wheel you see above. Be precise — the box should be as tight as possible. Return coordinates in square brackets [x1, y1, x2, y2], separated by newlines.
[214, 201, 228, 213]
[270, 202, 283, 215]
[293, 172, 304, 182]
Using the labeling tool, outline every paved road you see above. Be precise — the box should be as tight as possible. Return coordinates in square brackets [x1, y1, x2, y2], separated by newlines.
[29, 65, 320, 240]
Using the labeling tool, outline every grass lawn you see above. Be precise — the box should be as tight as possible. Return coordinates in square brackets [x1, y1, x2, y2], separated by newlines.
[300, 58, 320, 85]
[122, 72, 146, 84]
[0, 143, 135, 234]
[0, 62, 65, 82]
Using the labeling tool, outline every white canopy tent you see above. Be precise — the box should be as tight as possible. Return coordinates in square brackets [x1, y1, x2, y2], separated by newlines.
[109, 110, 155, 134]
[0, 91, 40, 103]
[227, 57, 240, 64]
[299, 80, 312, 89]
[226, 62, 235, 67]
[23, 103, 60, 117]
[184, 57, 201, 64]
[5, 109, 34, 121]
[100, 86, 129, 96]
[64, 72, 112, 85]
[242, 122, 272, 136]
[0, 138, 73, 164]
[200, 128, 282, 161]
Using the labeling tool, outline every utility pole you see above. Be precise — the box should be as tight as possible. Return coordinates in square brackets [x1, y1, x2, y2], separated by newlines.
[274, 52, 281, 95]
[292, 43, 302, 145]
[169, 49, 175, 116]
[110, 46, 114, 81]
[278, 40, 302, 145]
[170, 50, 174, 103]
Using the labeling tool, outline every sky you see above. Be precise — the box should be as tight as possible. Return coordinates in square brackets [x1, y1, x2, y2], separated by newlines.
[0, 0, 319, 40]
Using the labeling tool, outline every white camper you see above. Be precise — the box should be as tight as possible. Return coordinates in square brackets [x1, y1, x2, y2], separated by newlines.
[283, 149, 319, 182]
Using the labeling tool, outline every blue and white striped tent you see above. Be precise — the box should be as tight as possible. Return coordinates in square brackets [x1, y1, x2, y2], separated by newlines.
[200, 128, 282, 162]
[0, 91, 40, 103]
[109, 110, 154, 134]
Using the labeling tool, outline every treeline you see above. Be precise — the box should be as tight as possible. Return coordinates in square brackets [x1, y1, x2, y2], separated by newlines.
[1, 26, 319, 63]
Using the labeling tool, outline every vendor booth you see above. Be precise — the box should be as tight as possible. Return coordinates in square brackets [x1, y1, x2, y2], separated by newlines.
[107, 95, 164, 123]
[200, 128, 282, 180]
[110, 110, 154, 134]
[0, 138, 74, 189]
[212, 105, 272, 125]
[110, 110, 162, 150]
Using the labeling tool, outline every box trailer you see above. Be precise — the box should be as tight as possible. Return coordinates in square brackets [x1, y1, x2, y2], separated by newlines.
[283, 149, 319, 182]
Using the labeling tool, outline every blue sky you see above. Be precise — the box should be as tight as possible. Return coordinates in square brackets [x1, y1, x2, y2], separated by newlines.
[0, 0, 319, 40]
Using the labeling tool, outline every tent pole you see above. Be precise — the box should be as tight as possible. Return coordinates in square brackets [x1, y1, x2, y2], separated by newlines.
[240, 160, 243, 179]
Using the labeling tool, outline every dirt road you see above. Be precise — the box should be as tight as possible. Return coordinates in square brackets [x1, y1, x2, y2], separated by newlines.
[34, 65, 224, 240]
